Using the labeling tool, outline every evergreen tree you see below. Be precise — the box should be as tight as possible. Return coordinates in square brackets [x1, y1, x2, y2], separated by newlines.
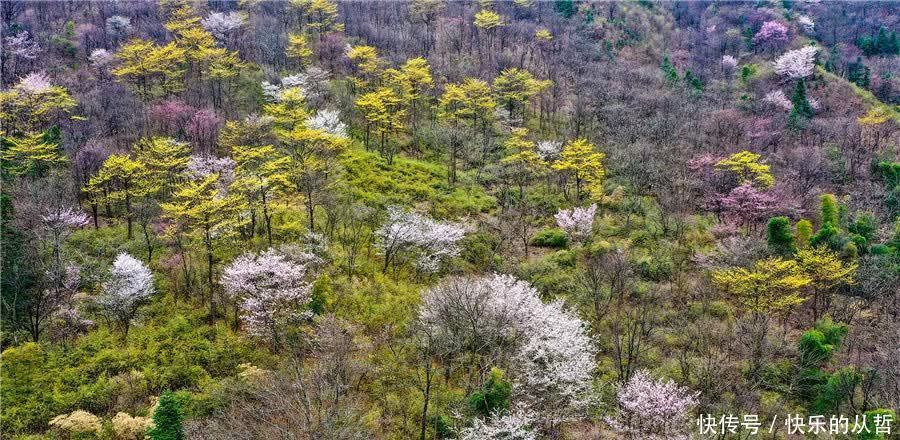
[148, 391, 184, 440]
[789, 78, 813, 127]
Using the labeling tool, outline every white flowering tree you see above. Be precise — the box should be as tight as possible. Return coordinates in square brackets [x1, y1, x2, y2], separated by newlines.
[773, 46, 818, 79]
[418, 273, 597, 435]
[459, 407, 536, 440]
[307, 109, 348, 138]
[535, 140, 562, 161]
[201, 12, 246, 40]
[763, 89, 792, 111]
[221, 248, 314, 349]
[605, 369, 699, 440]
[515, 300, 597, 430]
[554, 204, 597, 241]
[376, 207, 466, 273]
[96, 252, 155, 336]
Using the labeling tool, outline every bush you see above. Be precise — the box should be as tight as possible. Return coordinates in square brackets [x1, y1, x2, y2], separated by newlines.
[530, 228, 568, 248]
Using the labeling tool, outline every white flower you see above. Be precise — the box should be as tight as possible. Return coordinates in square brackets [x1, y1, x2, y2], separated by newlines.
[201, 11, 245, 39]
[306, 109, 348, 138]
[721, 55, 738, 70]
[763, 89, 792, 111]
[16, 72, 53, 94]
[554, 204, 597, 240]
[377, 207, 466, 273]
[797, 15, 815, 33]
[536, 140, 562, 161]
[89, 49, 115, 67]
[773, 46, 818, 79]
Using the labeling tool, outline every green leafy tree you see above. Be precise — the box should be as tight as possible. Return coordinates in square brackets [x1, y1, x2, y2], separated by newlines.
[767, 216, 795, 256]
[714, 151, 774, 188]
[90, 154, 149, 239]
[789, 78, 814, 128]
[552, 138, 605, 202]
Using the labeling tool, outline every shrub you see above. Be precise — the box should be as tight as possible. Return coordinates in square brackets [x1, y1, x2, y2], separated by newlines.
[530, 228, 568, 248]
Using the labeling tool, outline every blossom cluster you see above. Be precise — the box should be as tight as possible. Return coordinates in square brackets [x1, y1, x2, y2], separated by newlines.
[222, 248, 314, 340]
[773, 46, 818, 79]
[554, 204, 597, 240]
[377, 207, 466, 273]
[606, 369, 699, 440]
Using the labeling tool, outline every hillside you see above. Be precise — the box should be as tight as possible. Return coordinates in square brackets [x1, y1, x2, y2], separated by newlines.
[1, 1, 898, 439]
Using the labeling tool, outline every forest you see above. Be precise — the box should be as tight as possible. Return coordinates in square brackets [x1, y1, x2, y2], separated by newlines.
[1, 0, 898, 438]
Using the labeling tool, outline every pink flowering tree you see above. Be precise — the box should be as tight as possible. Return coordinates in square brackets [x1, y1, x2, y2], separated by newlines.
[718, 182, 778, 229]
[187, 109, 222, 154]
[606, 369, 699, 440]
[149, 99, 196, 137]
[753, 21, 789, 50]
[554, 204, 597, 242]
[222, 248, 314, 349]
[763, 89, 792, 111]
[376, 207, 466, 273]
[96, 252, 155, 336]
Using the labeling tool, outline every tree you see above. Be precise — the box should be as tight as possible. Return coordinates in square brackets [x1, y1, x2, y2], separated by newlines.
[767, 216, 795, 256]
[231, 144, 292, 244]
[796, 219, 813, 249]
[473, 9, 504, 31]
[135, 137, 191, 199]
[714, 151, 774, 188]
[753, 21, 789, 49]
[346, 45, 381, 90]
[148, 391, 184, 440]
[438, 78, 496, 183]
[555, 204, 597, 242]
[459, 407, 535, 440]
[113, 39, 186, 99]
[501, 128, 544, 199]
[396, 57, 433, 132]
[96, 252, 154, 336]
[376, 207, 465, 273]
[90, 154, 149, 239]
[552, 138, 605, 202]
[606, 370, 699, 440]
[794, 246, 857, 322]
[1, 131, 67, 177]
[222, 248, 314, 349]
[0, 72, 76, 135]
[286, 33, 313, 68]
[789, 78, 814, 127]
[201, 12, 245, 41]
[355, 87, 405, 163]
[469, 368, 512, 417]
[492, 69, 550, 123]
[712, 257, 811, 377]
[162, 174, 245, 311]
[773, 46, 818, 79]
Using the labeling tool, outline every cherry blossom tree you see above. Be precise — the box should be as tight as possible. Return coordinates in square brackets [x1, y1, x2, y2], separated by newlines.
[307, 109, 348, 138]
[96, 252, 155, 336]
[536, 140, 562, 161]
[763, 89, 792, 111]
[201, 12, 246, 40]
[753, 21, 789, 48]
[221, 248, 314, 348]
[797, 15, 815, 34]
[105, 15, 133, 37]
[418, 273, 596, 435]
[376, 207, 466, 273]
[773, 46, 818, 79]
[606, 369, 699, 440]
[721, 55, 738, 71]
[4, 31, 41, 60]
[718, 183, 778, 228]
[187, 154, 236, 190]
[459, 406, 536, 440]
[89, 49, 114, 67]
[554, 204, 596, 241]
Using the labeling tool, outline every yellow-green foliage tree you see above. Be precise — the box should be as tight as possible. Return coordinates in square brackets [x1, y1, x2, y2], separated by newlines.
[794, 247, 857, 322]
[286, 33, 313, 68]
[396, 57, 433, 131]
[492, 68, 550, 122]
[712, 257, 812, 377]
[162, 174, 246, 311]
[0, 74, 77, 136]
[135, 137, 191, 198]
[1, 132, 67, 177]
[356, 87, 405, 163]
[501, 128, 545, 198]
[715, 150, 775, 188]
[438, 78, 496, 184]
[553, 138, 606, 202]
[346, 45, 382, 91]
[89, 154, 149, 239]
[113, 39, 187, 99]
[231, 144, 292, 244]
